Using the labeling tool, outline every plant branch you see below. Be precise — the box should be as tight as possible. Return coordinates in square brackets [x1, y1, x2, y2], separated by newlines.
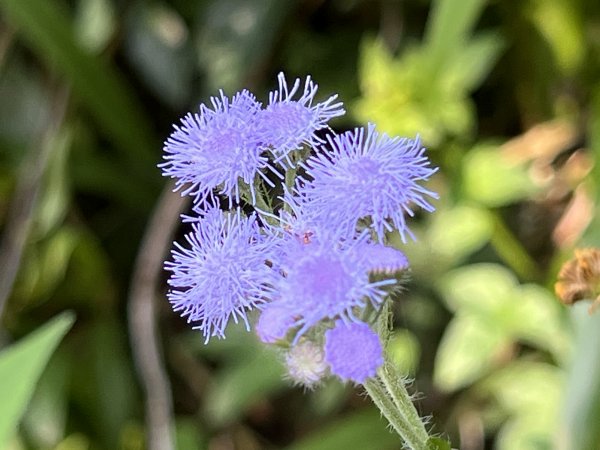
[128, 183, 188, 450]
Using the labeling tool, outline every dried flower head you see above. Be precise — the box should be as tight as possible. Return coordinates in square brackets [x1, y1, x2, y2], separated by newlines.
[555, 248, 600, 313]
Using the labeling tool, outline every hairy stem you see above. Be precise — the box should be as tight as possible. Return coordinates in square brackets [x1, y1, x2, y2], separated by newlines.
[364, 370, 429, 450]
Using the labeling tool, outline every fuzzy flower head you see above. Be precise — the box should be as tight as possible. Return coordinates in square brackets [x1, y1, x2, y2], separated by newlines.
[257, 72, 345, 167]
[360, 243, 410, 274]
[256, 303, 298, 344]
[165, 208, 277, 342]
[161, 90, 278, 207]
[272, 232, 397, 340]
[297, 123, 438, 242]
[324, 321, 383, 383]
[285, 340, 329, 389]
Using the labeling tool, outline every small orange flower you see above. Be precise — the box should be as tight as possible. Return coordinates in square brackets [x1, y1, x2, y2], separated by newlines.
[555, 248, 600, 313]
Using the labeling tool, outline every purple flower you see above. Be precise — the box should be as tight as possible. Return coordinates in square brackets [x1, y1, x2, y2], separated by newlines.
[256, 72, 345, 167]
[256, 303, 298, 344]
[258, 187, 325, 246]
[165, 208, 277, 342]
[297, 123, 438, 242]
[161, 90, 279, 207]
[271, 232, 397, 340]
[359, 243, 410, 274]
[324, 321, 383, 383]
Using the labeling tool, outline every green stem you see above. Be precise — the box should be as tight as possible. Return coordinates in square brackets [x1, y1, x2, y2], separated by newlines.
[285, 165, 297, 191]
[363, 307, 431, 450]
[363, 371, 429, 450]
[379, 362, 429, 441]
[239, 179, 278, 225]
[489, 211, 541, 282]
[252, 180, 273, 215]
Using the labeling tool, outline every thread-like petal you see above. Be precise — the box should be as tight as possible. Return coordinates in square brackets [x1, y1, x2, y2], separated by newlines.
[165, 209, 277, 342]
[256, 72, 345, 167]
[270, 231, 397, 340]
[161, 90, 278, 207]
[297, 123, 438, 241]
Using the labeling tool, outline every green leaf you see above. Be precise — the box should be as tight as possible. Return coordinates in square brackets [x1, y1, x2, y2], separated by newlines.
[510, 285, 570, 363]
[74, 320, 137, 448]
[462, 144, 537, 207]
[527, 0, 584, 75]
[438, 264, 517, 315]
[434, 315, 507, 391]
[0, 312, 75, 447]
[559, 304, 600, 450]
[480, 362, 562, 418]
[0, 0, 157, 174]
[424, 0, 488, 74]
[284, 408, 399, 450]
[428, 204, 493, 264]
[74, 0, 116, 53]
[34, 127, 73, 237]
[354, 39, 474, 146]
[387, 329, 421, 376]
[21, 351, 70, 448]
[198, 0, 294, 93]
[203, 347, 287, 426]
[0, 56, 52, 147]
[436, 263, 570, 391]
[444, 31, 504, 92]
[12, 227, 81, 308]
[582, 84, 600, 247]
[496, 416, 555, 450]
[479, 362, 563, 450]
[427, 436, 452, 450]
[122, 3, 194, 109]
[175, 418, 207, 450]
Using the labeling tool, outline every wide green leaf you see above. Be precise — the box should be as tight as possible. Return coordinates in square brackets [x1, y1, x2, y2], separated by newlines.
[0, 312, 75, 447]
[284, 408, 399, 450]
[424, 0, 488, 73]
[462, 144, 538, 207]
[479, 361, 563, 450]
[0, 0, 157, 174]
[434, 315, 507, 391]
[438, 264, 517, 315]
[428, 203, 493, 265]
[203, 346, 287, 426]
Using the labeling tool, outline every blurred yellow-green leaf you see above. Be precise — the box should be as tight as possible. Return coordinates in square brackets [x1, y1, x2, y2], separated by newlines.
[462, 145, 538, 207]
[480, 362, 563, 450]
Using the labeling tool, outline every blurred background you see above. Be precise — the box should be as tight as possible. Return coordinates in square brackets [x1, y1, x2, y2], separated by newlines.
[1, 0, 600, 449]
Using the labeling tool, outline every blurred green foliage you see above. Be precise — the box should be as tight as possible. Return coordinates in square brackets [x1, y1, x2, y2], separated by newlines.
[1, 0, 600, 449]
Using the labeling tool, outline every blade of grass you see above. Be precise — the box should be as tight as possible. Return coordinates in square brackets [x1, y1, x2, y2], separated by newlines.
[0, 312, 75, 447]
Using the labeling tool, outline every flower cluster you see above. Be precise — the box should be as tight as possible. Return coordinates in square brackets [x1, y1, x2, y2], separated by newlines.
[162, 73, 438, 385]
